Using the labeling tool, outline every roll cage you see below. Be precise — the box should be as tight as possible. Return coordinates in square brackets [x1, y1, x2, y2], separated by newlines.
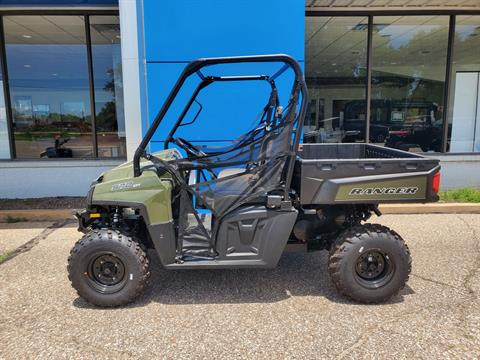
[133, 54, 307, 198]
[132, 54, 307, 259]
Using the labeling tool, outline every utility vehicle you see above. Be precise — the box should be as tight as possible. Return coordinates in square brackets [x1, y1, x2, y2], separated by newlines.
[68, 55, 441, 307]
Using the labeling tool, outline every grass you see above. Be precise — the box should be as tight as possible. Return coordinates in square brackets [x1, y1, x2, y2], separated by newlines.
[439, 188, 480, 203]
[5, 216, 28, 223]
[0, 252, 11, 264]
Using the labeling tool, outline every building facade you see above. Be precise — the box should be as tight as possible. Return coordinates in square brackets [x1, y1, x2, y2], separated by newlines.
[0, 0, 479, 197]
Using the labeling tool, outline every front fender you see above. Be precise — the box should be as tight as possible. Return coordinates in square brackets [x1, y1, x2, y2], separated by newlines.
[91, 170, 174, 225]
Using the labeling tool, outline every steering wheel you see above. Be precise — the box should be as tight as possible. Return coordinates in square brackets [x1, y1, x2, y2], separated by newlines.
[172, 137, 219, 180]
[173, 137, 206, 158]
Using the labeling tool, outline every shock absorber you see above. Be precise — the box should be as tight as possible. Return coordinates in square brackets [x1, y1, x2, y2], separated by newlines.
[112, 207, 121, 228]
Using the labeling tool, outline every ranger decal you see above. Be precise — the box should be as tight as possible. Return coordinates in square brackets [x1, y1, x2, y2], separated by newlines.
[111, 181, 141, 191]
[349, 187, 419, 195]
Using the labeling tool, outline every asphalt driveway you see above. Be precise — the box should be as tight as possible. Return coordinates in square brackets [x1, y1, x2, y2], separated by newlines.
[0, 214, 479, 359]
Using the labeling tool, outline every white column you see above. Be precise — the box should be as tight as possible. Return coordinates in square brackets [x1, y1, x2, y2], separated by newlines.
[119, 0, 147, 160]
[450, 72, 479, 152]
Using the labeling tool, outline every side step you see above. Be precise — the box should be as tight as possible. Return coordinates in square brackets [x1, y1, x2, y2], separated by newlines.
[164, 259, 270, 269]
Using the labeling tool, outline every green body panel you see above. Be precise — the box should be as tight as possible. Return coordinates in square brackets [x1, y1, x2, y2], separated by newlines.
[90, 149, 179, 224]
[335, 176, 427, 202]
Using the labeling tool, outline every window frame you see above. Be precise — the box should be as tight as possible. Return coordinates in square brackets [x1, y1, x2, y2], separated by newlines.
[0, 8, 121, 161]
[305, 9, 480, 154]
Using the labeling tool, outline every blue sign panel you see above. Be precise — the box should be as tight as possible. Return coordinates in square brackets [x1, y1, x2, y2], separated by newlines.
[141, 0, 304, 151]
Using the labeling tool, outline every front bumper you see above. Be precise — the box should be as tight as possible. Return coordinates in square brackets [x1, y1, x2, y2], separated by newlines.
[74, 210, 90, 233]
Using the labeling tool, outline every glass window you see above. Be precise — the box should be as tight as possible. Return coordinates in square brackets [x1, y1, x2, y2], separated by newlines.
[4, 15, 93, 159]
[371, 16, 449, 152]
[305, 16, 368, 144]
[90, 16, 126, 158]
[448, 15, 480, 153]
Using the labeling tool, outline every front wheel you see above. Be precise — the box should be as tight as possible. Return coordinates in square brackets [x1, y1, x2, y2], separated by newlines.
[68, 229, 150, 307]
[328, 224, 411, 303]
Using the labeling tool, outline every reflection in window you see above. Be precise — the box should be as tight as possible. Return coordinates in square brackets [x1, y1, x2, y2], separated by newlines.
[371, 16, 449, 152]
[90, 16, 126, 158]
[305, 17, 368, 144]
[448, 16, 480, 153]
[4, 16, 93, 159]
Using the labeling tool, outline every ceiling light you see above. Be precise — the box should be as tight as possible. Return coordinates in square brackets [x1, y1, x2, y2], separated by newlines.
[331, 63, 337, 66]
[22, 34, 32, 39]
[24, 64, 31, 68]
[51, 73, 58, 76]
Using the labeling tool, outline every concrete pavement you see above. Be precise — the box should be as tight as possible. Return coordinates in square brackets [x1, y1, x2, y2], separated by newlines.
[0, 221, 53, 255]
[0, 214, 479, 359]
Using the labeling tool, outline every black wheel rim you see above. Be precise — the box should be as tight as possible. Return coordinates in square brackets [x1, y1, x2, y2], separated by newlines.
[87, 253, 127, 294]
[354, 249, 395, 289]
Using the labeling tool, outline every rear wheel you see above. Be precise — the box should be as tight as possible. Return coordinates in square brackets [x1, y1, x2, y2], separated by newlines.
[68, 229, 150, 307]
[328, 224, 411, 303]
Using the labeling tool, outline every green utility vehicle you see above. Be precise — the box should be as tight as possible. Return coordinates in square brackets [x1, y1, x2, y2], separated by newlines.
[68, 55, 441, 307]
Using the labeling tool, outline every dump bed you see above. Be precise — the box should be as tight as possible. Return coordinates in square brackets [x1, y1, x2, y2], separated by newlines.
[293, 143, 440, 205]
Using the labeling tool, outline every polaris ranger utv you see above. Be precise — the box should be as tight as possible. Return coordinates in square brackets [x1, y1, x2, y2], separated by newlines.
[68, 55, 441, 307]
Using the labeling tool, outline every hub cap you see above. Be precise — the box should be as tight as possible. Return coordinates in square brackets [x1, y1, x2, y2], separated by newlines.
[87, 253, 127, 293]
[354, 249, 394, 288]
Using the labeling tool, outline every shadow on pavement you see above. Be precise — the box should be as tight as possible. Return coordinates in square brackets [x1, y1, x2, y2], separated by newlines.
[73, 250, 414, 309]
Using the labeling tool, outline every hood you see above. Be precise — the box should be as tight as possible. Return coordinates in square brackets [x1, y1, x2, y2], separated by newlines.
[96, 148, 182, 184]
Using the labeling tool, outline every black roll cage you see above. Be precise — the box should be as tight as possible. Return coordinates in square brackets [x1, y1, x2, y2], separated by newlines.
[133, 54, 308, 199]
[164, 74, 276, 149]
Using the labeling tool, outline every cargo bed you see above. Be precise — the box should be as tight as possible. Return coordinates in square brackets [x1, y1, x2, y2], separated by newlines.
[293, 144, 440, 205]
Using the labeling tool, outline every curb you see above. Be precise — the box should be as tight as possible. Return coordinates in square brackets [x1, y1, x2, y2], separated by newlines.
[379, 203, 480, 214]
[1, 203, 480, 222]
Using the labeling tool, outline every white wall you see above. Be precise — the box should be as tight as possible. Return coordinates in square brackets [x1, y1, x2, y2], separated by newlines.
[434, 154, 480, 190]
[0, 155, 478, 199]
[0, 154, 480, 198]
[0, 160, 122, 198]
